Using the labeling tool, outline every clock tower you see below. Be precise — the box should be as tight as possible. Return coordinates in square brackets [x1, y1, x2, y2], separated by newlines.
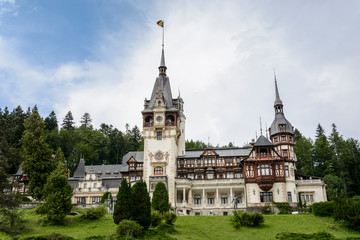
[142, 47, 185, 207]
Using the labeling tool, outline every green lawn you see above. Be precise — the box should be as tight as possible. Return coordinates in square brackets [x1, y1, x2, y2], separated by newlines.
[1, 210, 360, 240]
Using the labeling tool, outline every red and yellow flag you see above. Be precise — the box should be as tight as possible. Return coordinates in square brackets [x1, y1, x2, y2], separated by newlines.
[157, 20, 164, 28]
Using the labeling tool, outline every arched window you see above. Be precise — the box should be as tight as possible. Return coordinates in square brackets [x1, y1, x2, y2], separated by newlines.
[145, 116, 153, 123]
[166, 115, 175, 123]
[154, 167, 163, 175]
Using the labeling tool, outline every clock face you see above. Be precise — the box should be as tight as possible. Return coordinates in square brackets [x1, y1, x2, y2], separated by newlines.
[156, 115, 163, 122]
[156, 152, 163, 160]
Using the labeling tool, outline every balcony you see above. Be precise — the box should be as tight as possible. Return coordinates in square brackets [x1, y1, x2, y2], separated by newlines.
[256, 175, 275, 191]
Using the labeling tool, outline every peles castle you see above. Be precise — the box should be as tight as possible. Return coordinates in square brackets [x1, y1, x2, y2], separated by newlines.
[69, 46, 327, 215]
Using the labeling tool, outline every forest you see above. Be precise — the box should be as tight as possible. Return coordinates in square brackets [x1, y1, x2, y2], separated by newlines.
[1, 105, 360, 198]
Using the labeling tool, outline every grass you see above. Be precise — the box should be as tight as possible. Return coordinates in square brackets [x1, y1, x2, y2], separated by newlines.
[1, 210, 360, 239]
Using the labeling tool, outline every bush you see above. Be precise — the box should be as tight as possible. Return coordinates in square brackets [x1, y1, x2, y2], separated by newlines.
[151, 210, 163, 227]
[312, 201, 335, 217]
[23, 233, 74, 240]
[333, 198, 360, 231]
[18, 195, 31, 202]
[157, 222, 177, 234]
[35, 204, 48, 215]
[152, 182, 170, 213]
[0, 209, 27, 235]
[230, 210, 264, 229]
[82, 206, 107, 220]
[274, 202, 292, 214]
[276, 231, 335, 240]
[163, 211, 177, 225]
[116, 220, 143, 238]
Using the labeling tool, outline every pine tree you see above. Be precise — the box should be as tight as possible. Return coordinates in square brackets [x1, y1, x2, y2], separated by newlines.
[113, 178, 133, 224]
[62, 111, 75, 130]
[43, 154, 73, 224]
[80, 113, 92, 128]
[132, 180, 151, 229]
[44, 111, 58, 131]
[152, 182, 170, 213]
[21, 109, 56, 200]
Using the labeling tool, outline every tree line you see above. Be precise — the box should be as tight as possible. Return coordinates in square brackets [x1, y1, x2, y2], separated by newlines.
[0, 105, 143, 176]
[294, 123, 360, 199]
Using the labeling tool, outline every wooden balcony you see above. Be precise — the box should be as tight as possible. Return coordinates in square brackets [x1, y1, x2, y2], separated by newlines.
[256, 175, 275, 191]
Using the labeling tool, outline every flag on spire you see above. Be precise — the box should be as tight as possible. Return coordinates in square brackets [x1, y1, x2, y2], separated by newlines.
[157, 20, 164, 27]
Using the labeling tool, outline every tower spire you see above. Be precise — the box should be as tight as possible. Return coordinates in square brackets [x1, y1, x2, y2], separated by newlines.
[273, 70, 283, 113]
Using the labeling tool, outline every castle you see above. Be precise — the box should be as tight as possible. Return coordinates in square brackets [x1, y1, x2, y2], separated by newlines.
[69, 46, 327, 215]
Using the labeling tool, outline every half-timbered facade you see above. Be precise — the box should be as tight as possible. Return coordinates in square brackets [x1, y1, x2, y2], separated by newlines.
[69, 46, 327, 214]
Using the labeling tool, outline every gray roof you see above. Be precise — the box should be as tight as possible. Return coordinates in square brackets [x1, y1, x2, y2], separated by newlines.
[146, 75, 173, 110]
[103, 179, 121, 189]
[180, 147, 252, 159]
[122, 151, 144, 164]
[85, 165, 123, 178]
[253, 135, 273, 147]
[14, 163, 24, 176]
[73, 159, 86, 178]
[269, 113, 294, 135]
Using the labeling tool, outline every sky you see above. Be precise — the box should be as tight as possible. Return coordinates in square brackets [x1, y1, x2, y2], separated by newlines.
[0, 0, 359, 147]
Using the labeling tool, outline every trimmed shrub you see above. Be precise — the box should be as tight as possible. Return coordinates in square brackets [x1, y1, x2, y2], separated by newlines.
[312, 201, 335, 217]
[116, 219, 143, 238]
[230, 210, 264, 229]
[276, 231, 335, 240]
[333, 198, 360, 231]
[132, 180, 151, 229]
[18, 195, 31, 202]
[100, 192, 112, 204]
[113, 178, 133, 224]
[82, 206, 107, 220]
[152, 182, 170, 213]
[274, 202, 292, 214]
[151, 210, 163, 227]
[163, 211, 177, 225]
[35, 204, 48, 215]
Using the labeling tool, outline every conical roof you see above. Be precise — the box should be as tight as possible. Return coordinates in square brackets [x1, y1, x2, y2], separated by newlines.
[253, 135, 273, 147]
[73, 158, 86, 178]
[274, 78, 283, 106]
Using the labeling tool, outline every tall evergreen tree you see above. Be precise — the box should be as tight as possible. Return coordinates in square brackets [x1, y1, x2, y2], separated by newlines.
[43, 155, 73, 224]
[132, 180, 151, 229]
[152, 182, 170, 213]
[21, 109, 56, 200]
[312, 125, 333, 177]
[62, 111, 75, 130]
[113, 178, 133, 224]
[80, 112, 92, 128]
[44, 111, 58, 131]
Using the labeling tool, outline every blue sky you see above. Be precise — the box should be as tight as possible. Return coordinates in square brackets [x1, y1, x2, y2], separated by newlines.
[1, 0, 360, 146]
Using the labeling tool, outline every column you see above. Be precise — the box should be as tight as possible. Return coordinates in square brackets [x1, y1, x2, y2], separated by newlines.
[202, 189, 206, 207]
[216, 188, 219, 207]
[183, 187, 186, 203]
[188, 189, 192, 206]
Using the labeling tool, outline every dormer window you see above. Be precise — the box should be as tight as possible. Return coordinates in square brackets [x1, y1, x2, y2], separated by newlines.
[158, 101, 161, 106]
[279, 124, 286, 132]
[260, 148, 267, 157]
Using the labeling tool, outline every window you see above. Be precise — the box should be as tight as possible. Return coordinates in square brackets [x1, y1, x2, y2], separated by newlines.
[221, 197, 228, 204]
[154, 167, 163, 175]
[207, 173, 214, 179]
[260, 192, 273, 202]
[226, 171, 233, 178]
[281, 136, 286, 141]
[188, 173, 194, 179]
[157, 131, 162, 140]
[301, 195, 305, 203]
[136, 176, 141, 180]
[260, 148, 267, 157]
[274, 137, 278, 143]
[261, 164, 272, 176]
[306, 195, 309, 202]
[223, 212, 228, 216]
[93, 183, 97, 188]
[130, 176, 135, 181]
[92, 197, 101, 203]
[285, 166, 289, 177]
[310, 195, 314, 203]
[283, 150, 288, 158]
[287, 192, 292, 202]
[77, 197, 86, 204]
[84, 183, 87, 188]
[194, 198, 201, 205]
[235, 173, 242, 178]
[208, 198, 214, 204]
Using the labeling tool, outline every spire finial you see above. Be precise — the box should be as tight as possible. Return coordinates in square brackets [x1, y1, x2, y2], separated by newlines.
[265, 123, 269, 138]
[260, 117, 263, 135]
[157, 20, 167, 75]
